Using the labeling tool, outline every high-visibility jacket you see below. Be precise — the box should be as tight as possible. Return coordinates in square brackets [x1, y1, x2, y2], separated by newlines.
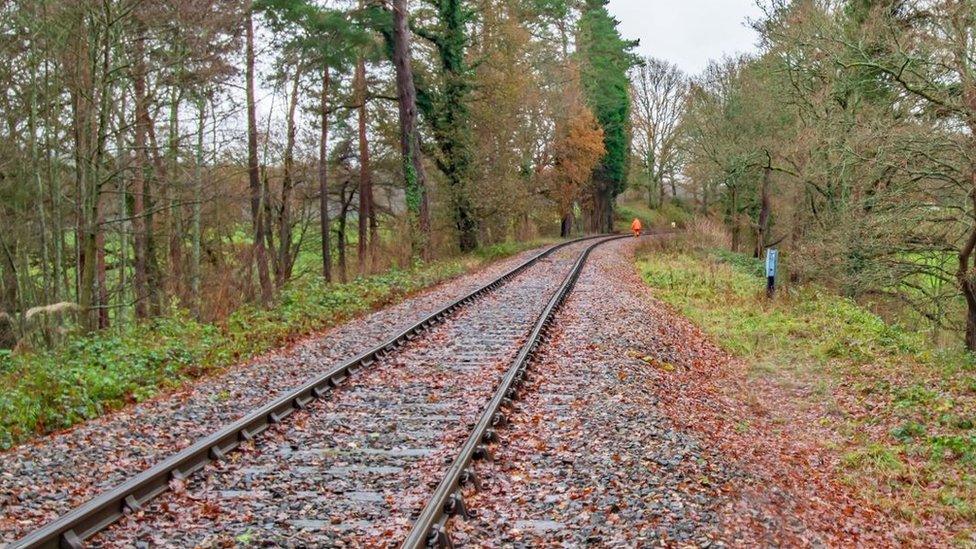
[631, 218, 642, 234]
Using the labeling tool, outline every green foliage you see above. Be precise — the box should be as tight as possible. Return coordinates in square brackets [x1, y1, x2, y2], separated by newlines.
[412, 0, 479, 251]
[711, 249, 764, 279]
[0, 312, 217, 449]
[892, 421, 927, 443]
[576, 0, 638, 193]
[255, 0, 371, 70]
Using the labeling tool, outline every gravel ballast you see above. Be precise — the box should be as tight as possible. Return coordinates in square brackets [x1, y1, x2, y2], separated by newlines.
[86, 241, 596, 547]
[0, 244, 559, 544]
[4, 237, 916, 547]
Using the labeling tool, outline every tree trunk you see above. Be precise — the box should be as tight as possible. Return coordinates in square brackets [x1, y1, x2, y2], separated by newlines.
[191, 95, 205, 315]
[143, 114, 164, 316]
[262, 167, 277, 276]
[586, 181, 613, 233]
[959, 179, 976, 352]
[646, 171, 656, 209]
[755, 164, 772, 258]
[71, 15, 97, 330]
[355, 56, 372, 273]
[392, 0, 431, 259]
[729, 186, 740, 253]
[132, 22, 150, 319]
[959, 228, 976, 351]
[167, 86, 182, 292]
[96, 211, 108, 329]
[338, 183, 355, 283]
[319, 68, 332, 282]
[278, 63, 302, 287]
[560, 212, 573, 238]
[92, 16, 114, 329]
[246, 7, 273, 304]
[0, 238, 20, 333]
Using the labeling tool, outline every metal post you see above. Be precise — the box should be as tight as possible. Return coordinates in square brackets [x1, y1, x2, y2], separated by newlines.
[765, 248, 778, 299]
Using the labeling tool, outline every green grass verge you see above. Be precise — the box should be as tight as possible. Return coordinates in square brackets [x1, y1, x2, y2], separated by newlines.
[637, 248, 976, 531]
[0, 240, 552, 450]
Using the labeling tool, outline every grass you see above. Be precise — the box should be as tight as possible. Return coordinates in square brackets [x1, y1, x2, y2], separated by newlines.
[636, 246, 976, 535]
[0, 239, 552, 450]
[615, 200, 693, 233]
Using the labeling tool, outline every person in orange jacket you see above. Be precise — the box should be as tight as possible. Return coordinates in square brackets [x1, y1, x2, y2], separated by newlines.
[631, 218, 642, 237]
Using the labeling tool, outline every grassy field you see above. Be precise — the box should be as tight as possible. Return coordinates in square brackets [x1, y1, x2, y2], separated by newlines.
[0, 239, 554, 450]
[615, 200, 693, 233]
[637, 244, 976, 538]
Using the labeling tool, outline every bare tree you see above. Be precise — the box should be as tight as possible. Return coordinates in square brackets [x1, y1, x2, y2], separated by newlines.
[631, 57, 687, 207]
[245, 4, 273, 304]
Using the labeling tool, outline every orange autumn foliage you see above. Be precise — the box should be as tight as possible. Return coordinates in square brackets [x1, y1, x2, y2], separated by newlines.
[546, 86, 606, 219]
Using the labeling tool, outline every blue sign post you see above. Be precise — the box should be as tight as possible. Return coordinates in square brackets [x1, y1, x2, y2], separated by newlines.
[765, 248, 778, 298]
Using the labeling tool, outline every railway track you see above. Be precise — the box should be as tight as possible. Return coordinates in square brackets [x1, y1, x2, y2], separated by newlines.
[401, 235, 626, 548]
[9, 235, 624, 548]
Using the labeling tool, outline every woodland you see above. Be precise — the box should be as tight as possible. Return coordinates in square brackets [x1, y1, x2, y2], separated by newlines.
[671, 0, 976, 350]
[0, 0, 631, 344]
[3, 0, 976, 445]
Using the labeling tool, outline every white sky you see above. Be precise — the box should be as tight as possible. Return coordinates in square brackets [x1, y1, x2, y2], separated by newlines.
[606, 0, 765, 76]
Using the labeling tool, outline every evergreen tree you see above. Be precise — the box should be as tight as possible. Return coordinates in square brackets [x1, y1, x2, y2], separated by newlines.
[414, 0, 480, 252]
[576, 0, 638, 232]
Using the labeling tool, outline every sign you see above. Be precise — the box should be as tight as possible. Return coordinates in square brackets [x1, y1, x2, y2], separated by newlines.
[765, 248, 778, 298]
[765, 248, 778, 278]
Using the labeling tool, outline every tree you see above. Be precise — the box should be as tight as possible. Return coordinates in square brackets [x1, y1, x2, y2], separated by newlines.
[0, 0, 602, 350]
[245, 3, 274, 304]
[631, 57, 687, 207]
[391, 0, 431, 258]
[576, 0, 638, 232]
[415, 0, 480, 252]
[257, 0, 369, 280]
[837, 0, 976, 349]
[131, 19, 150, 319]
[546, 80, 606, 237]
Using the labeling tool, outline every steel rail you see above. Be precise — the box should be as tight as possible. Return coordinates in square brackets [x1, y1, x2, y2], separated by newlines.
[401, 234, 627, 549]
[10, 236, 603, 549]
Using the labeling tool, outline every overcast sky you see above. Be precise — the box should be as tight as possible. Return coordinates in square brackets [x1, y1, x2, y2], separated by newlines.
[606, 0, 765, 76]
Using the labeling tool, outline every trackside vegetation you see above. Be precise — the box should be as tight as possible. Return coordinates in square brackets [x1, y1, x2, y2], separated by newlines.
[637, 240, 976, 534]
[0, 241, 549, 449]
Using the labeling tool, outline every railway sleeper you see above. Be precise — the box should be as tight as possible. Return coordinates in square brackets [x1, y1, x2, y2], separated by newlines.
[426, 524, 454, 549]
